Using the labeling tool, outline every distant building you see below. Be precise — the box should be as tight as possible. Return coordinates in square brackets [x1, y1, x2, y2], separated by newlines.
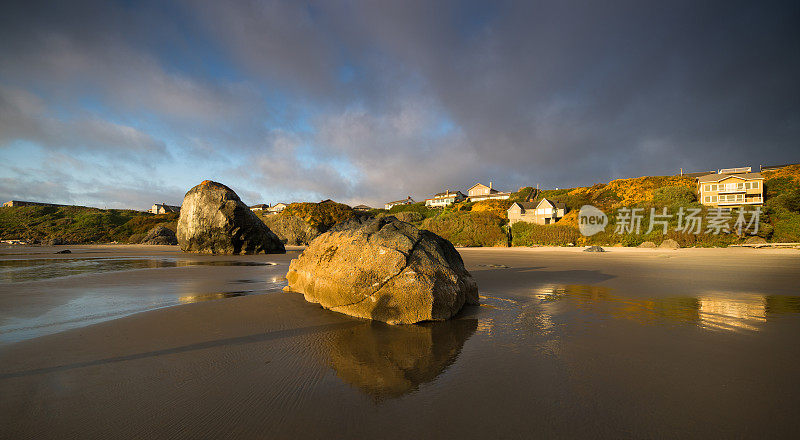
[697, 171, 764, 208]
[268, 203, 288, 214]
[353, 204, 372, 212]
[508, 199, 566, 225]
[385, 196, 414, 210]
[467, 182, 511, 202]
[3, 200, 63, 208]
[250, 204, 269, 211]
[425, 190, 466, 207]
[319, 199, 337, 205]
[149, 203, 181, 214]
[760, 163, 800, 172]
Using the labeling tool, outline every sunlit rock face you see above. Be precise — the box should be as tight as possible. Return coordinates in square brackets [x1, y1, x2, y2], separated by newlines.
[285, 216, 478, 324]
[328, 319, 477, 398]
[176, 180, 285, 254]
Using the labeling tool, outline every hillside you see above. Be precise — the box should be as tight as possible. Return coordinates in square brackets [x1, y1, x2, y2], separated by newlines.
[0, 205, 178, 244]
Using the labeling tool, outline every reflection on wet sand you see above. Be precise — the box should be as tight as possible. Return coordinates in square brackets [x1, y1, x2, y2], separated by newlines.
[326, 319, 477, 399]
[0, 257, 275, 282]
[533, 284, 800, 332]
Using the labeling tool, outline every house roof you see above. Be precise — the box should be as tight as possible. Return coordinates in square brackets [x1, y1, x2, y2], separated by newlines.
[537, 198, 566, 209]
[509, 199, 565, 212]
[680, 171, 716, 178]
[353, 204, 371, 209]
[250, 204, 269, 209]
[432, 190, 465, 198]
[387, 197, 414, 205]
[697, 172, 763, 183]
[468, 182, 501, 193]
[510, 202, 537, 210]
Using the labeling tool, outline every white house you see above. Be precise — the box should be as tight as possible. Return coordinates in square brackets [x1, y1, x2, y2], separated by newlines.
[149, 203, 180, 214]
[425, 190, 466, 207]
[467, 182, 511, 202]
[385, 196, 414, 210]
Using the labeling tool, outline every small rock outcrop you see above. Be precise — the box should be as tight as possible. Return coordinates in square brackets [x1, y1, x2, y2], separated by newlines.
[284, 216, 478, 324]
[176, 181, 285, 254]
[584, 245, 605, 252]
[744, 236, 767, 246]
[638, 241, 657, 248]
[659, 239, 680, 249]
[141, 225, 178, 245]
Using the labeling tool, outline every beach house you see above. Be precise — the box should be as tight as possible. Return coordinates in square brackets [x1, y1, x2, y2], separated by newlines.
[697, 167, 764, 208]
[507, 199, 566, 225]
[267, 203, 287, 214]
[353, 204, 372, 212]
[149, 203, 181, 214]
[250, 204, 269, 212]
[425, 190, 466, 207]
[385, 196, 414, 210]
[467, 182, 511, 202]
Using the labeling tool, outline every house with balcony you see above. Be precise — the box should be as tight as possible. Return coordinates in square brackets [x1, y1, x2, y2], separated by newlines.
[508, 199, 566, 225]
[697, 169, 764, 209]
[385, 196, 414, 210]
[425, 190, 466, 207]
[467, 182, 511, 202]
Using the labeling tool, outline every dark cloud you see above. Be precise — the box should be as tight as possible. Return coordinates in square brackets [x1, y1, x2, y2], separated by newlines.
[0, 0, 798, 208]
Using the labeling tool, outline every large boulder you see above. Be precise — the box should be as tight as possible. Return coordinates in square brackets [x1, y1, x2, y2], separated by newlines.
[141, 225, 178, 245]
[284, 216, 478, 324]
[176, 181, 285, 254]
[261, 214, 323, 245]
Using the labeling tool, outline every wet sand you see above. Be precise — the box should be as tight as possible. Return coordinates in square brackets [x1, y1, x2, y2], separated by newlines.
[1, 245, 799, 439]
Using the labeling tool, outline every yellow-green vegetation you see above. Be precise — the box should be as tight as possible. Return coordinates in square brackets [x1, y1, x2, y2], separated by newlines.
[511, 222, 580, 246]
[762, 164, 800, 243]
[0, 205, 178, 244]
[514, 170, 800, 247]
[421, 212, 507, 247]
[278, 201, 356, 230]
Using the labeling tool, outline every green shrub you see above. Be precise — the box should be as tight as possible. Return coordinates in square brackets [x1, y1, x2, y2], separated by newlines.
[422, 212, 507, 247]
[652, 185, 697, 207]
[388, 202, 438, 218]
[511, 222, 580, 246]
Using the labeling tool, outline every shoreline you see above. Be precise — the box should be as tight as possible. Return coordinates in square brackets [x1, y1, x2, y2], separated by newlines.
[1, 245, 799, 438]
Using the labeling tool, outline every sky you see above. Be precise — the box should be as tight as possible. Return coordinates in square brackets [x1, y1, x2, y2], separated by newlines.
[0, 0, 798, 209]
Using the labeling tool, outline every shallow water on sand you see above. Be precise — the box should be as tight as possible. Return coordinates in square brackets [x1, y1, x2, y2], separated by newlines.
[0, 254, 287, 344]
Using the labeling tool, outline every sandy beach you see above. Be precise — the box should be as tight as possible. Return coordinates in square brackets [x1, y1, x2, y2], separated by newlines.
[1, 245, 799, 439]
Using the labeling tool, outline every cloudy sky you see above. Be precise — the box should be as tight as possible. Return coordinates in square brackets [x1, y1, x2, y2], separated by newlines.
[1, 0, 797, 209]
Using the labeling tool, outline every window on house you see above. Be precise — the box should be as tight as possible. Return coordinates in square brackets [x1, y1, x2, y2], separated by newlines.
[711, 196, 717, 202]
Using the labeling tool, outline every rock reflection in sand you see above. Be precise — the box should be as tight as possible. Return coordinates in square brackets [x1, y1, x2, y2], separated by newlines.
[0, 257, 275, 282]
[533, 284, 800, 332]
[326, 319, 477, 399]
